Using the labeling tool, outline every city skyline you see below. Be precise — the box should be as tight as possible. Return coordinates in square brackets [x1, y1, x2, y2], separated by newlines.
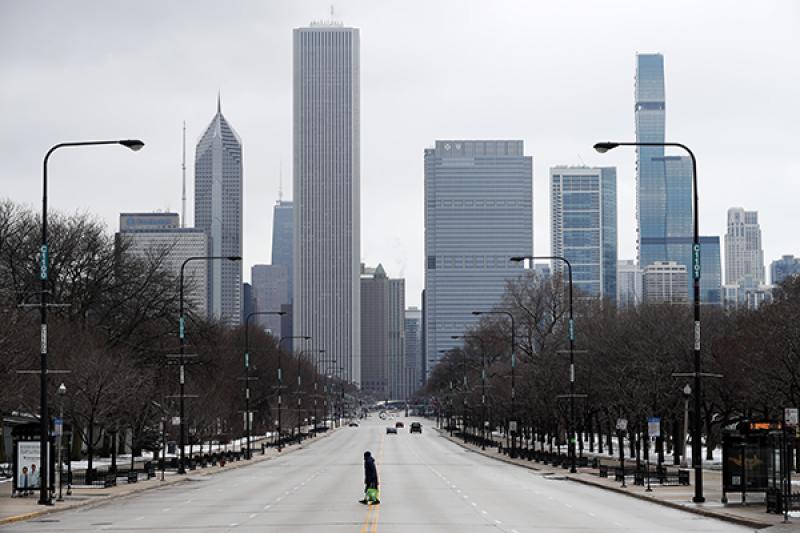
[1, 1, 799, 309]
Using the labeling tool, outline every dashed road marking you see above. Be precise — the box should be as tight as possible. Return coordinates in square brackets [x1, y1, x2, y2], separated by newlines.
[249, 513, 257, 519]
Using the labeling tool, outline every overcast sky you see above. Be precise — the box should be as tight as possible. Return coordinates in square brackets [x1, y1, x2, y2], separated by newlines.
[2, 0, 798, 306]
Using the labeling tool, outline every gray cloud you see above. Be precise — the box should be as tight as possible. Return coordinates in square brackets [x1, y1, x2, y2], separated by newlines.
[2, 0, 798, 305]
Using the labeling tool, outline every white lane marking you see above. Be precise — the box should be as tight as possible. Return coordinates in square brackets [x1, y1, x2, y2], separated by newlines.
[135, 516, 144, 521]
[249, 513, 257, 519]
[162, 508, 171, 512]
[263, 504, 271, 510]
[471, 502, 477, 507]
[494, 519, 502, 524]
[230, 523, 239, 527]
[481, 510, 487, 515]
[185, 499, 192, 504]
[512, 530, 520, 533]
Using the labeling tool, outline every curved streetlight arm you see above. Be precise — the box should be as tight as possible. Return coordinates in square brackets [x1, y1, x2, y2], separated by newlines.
[244, 310, 287, 359]
[38, 139, 144, 506]
[510, 254, 576, 470]
[594, 139, 704, 502]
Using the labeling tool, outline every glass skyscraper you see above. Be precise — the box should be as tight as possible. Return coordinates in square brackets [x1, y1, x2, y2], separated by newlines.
[271, 200, 293, 297]
[635, 53, 720, 304]
[424, 140, 532, 379]
[194, 96, 243, 325]
[550, 166, 617, 300]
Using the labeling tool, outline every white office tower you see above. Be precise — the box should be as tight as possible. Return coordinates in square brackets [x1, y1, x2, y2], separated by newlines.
[617, 259, 643, 308]
[117, 213, 209, 317]
[642, 261, 689, 305]
[293, 23, 361, 383]
[725, 208, 765, 287]
[424, 140, 533, 379]
[194, 96, 243, 326]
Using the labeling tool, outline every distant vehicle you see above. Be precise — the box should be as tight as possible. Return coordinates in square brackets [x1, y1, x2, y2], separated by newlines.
[348, 421, 359, 427]
[410, 422, 422, 434]
[386, 426, 398, 434]
[395, 421, 404, 428]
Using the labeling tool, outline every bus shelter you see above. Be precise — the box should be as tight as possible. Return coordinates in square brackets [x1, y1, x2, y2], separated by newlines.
[722, 420, 795, 512]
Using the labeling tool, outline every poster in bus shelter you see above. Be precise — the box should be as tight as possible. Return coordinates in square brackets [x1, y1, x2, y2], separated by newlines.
[722, 437, 770, 493]
[14, 441, 52, 493]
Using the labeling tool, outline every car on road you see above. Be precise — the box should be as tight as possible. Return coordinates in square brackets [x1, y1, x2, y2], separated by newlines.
[395, 421, 404, 428]
[386, 426, 398, 434]
[348, 421, 359, 427]
[410, 422, 422, 434]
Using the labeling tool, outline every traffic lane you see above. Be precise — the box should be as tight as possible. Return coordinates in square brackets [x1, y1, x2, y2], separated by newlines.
[378, 419, 516, 532]
[245, 420, 384, 532]
[1, 426, 368, 533]
[410, 422, 749, 533]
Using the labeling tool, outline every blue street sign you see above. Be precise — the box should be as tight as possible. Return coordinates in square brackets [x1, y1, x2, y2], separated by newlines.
[692, 244, 701, 280]
[40, 245, 48, 280]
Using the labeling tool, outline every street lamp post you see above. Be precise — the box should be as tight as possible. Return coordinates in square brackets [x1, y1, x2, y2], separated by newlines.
[594, 140, 706, 502]
[277, 336, 310, 450]
[38, 139, 144, 505]
[472, 311, 516, 457]
[56, 383, 66, 502]
[681, 383, 692, 468]
[178, 255, 241, 473]
[244, 311, 286, 459]
[511, 255, 577, 472]
[313, 349, 326, 433]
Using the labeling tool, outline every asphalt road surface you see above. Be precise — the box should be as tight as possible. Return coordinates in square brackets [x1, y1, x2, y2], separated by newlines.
[2, 417, 751, 532]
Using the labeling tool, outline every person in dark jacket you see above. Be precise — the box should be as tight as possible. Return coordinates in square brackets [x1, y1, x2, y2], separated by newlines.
[359, 451, 380, 504]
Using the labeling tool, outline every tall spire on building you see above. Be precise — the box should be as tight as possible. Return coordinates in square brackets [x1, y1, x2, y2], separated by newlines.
[278, 160, 283, 201]
[181, 121, 186, 228]
[217, 90, 221, 114]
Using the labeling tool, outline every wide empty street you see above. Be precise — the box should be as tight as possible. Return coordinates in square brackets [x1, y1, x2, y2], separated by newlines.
[2, 418, 750, 533]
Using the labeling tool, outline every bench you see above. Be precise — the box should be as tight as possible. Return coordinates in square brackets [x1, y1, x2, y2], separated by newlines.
[657, 468, 690, 486]
[599, 464, 609, 478]
[614, 466, 638, 483]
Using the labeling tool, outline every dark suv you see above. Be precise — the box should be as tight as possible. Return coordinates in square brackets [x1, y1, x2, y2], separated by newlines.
[410, 422, 422, 434]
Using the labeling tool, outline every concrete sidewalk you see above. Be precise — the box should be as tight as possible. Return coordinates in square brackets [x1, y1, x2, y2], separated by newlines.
[0, 430, 338, 527]
[438, 429, 797, 530]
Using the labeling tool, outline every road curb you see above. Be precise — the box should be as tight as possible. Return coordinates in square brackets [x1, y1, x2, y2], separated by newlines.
[0, 428, 340, 527]
[436, 429, 771, 530]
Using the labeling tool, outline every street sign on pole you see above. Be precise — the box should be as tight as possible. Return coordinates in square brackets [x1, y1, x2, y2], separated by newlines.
[171, 416, 181, 426]
[54, 417, 62, 437]
[692, 244, 701, 279]
[648, 417, 661, 438]
[785, 408, 799, 428]
[616, 418, 627, 432]
[509, 420, 518, 433]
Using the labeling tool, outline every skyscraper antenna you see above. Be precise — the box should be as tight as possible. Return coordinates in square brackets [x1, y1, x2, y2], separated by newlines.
[278, 160, 283, 201]
[181, 121, 187, 228]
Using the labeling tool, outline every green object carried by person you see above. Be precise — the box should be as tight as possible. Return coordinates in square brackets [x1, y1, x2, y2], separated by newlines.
[366, 487, 379, 503]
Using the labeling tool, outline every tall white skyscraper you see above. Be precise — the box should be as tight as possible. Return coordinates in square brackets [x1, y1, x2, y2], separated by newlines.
[293, 23, 361, 384]
[424, 140, 532, 379]
[194, 96, 243, 326]
[725, 207, 764, 287]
